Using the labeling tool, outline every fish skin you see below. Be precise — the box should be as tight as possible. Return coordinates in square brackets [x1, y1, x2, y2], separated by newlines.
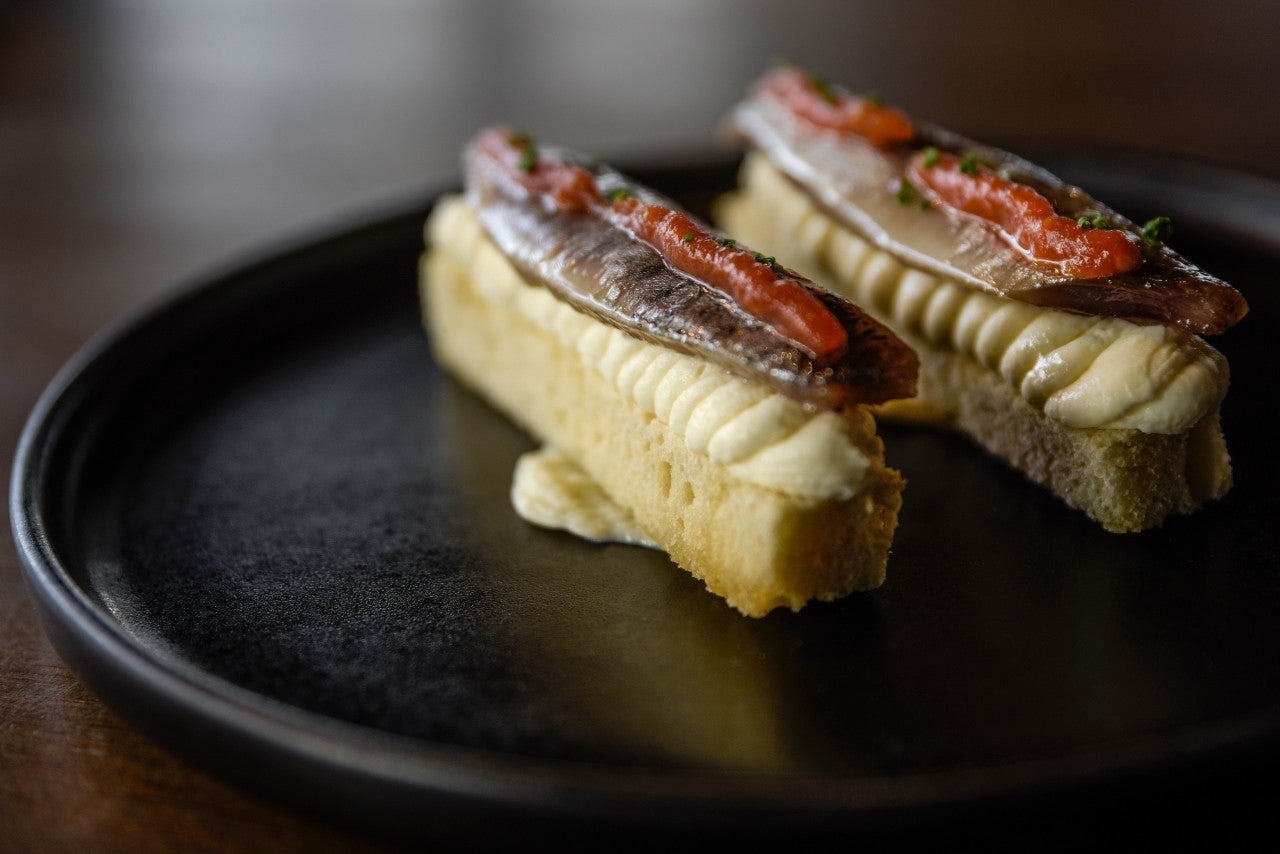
[729, 80, 1248, 336]
[464, 134, 918, 410]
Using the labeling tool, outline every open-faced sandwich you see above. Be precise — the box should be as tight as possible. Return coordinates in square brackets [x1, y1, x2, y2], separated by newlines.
[421, 127, 918, 616]
[718, 65, 1248, 533]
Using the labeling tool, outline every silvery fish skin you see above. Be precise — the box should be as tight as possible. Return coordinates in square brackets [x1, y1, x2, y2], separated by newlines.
[729, 89, 1248, 336]
[463, 137, 917, 411]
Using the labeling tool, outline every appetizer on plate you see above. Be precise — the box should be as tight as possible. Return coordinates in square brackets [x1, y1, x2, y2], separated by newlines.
[421, 127, 918, 616]
[718, 65, 1248, 532]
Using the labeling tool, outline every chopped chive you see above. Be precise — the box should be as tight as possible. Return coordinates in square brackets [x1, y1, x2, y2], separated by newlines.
[717, 237, 737, 249]
[959, 153, 980, 176]
[922, 146, 940, 168]
[753, 252, 776, 266]
[1076, 213, 1111, 230]
[681, 233, 695, 243]
[608, 187, 634, 201]
[517, 145, 537, 173]
[806, 71, 838, 104]
[896, 179, 933, 211]
[1141, 215, 1173, 247]
[508, 131, 538, 173]
[895, 179, 917, 205]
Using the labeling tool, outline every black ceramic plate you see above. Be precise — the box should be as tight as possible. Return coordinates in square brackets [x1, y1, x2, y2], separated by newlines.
[12, 155, 1280, 841]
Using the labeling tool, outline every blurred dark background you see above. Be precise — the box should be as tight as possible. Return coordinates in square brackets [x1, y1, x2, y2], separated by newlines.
[4, 0, 1277, 398]
[2, 1, 1277, 849]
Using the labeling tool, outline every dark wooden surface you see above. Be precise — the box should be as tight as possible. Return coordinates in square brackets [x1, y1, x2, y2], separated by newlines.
[3, 2, 1278, 849]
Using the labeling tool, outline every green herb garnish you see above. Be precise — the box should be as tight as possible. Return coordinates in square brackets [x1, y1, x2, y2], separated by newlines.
[681, 233, 695, 243]
[861, 91, 884, 107]
[717, 238, 737, 249]
[806, 72, 838, 104]
[608, 187, 634, 201]
[895, 179, 932, 211]
[922, 146, 940, 168]
[753, 252, 776, 267]
[509, 131, 538, 173]
[1076, 213, 1112, 230]
[517, 147, 537, 173]
[959, 153, 981, 176]
[1141, 216, 1173, 247]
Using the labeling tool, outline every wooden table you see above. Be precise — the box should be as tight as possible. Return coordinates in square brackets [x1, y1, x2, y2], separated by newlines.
[4, 2, 1277, 848]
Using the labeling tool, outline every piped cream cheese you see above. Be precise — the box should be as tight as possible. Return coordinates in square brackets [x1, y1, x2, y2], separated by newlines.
[720, 153, 1228, 435]
[511, 446, 657, 548]
[427, 195, 873, 501]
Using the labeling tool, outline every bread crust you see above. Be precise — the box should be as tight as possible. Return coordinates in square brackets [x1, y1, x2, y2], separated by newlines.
[898, 329, 1231, 532]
